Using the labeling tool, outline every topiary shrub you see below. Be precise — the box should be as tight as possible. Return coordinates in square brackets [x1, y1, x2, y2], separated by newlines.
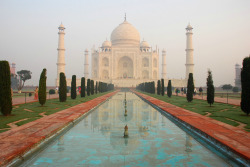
[59, 72, 67, 102]
[232, 87, 239, 93]
[95, 81, 98, 94]
[167, 80, 172, 98]
[207, 70, 214, 106]
[161, 79, 165, 96]
[187, 73, 194, 102]
[91, 80, 94, 95]
[81, 77, 85, 97]
[157, 80, 161, 95]
[87, 79, 90, 96]
[0, 61, 12, 115]
[71, 75, 76, 99]
[241, 56, 250, 115]
[49, 89, 55, 94]
[38, 68, 47, 106]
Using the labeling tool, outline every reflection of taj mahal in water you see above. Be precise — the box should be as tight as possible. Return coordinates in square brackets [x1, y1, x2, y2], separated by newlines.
[56, 16, 194, 87]
[86, 92, 193, 156]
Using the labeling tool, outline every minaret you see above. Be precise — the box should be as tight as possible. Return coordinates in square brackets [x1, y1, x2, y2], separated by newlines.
[84, 49, 89, 78]
[235, 64, 241, 88]
[162, 49, 167, 79]
[185, 23, 194, 79]
[56, 23, 66, 86]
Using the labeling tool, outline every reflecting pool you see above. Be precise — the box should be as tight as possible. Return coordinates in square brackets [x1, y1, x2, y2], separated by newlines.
[22, 92, 232, 166]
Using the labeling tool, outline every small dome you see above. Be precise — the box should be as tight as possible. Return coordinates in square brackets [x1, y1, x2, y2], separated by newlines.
[162, 48, 166, 52]
[140, 40, 150, 48]
[111, 20, 140, 46]
[186, 23, 193, 30]
[102, 40, 112, 48]
[58, 23, 65, 30]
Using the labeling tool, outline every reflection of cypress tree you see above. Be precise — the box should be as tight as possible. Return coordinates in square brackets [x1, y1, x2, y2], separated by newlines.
[59, 72, 67, 102]
[241, 57, 250, 115]
[187, 73, 194, 102]
[91, 80, 94, 95]
[81, 77, 85, 97]
[0, 61, 12, 115]
[167, 80, 172, 98]
[87, 79, 90, 96]
[161, 79, 165, 96]
[71, 75, 76, 99]
[38, 68, 47, 106]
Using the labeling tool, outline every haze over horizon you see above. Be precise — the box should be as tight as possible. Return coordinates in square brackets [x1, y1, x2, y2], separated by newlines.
[1, 0, 249, 87]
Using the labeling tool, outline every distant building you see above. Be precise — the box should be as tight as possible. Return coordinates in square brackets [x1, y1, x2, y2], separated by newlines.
[9, 62, 19, 89]
[10, 63, 16, 75]
[235, 63, 241, 88]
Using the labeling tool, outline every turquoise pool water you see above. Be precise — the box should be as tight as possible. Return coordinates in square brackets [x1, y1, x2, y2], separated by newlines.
[21, 92, 233, 166]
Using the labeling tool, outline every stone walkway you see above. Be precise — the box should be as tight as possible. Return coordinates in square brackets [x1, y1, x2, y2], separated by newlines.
[133, 91, 250, 163]
[0, 91, 118, 166]
[174, 93, 241, 106]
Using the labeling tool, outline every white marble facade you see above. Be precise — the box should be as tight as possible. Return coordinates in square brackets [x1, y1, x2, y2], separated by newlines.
[91, 19, 160, 87]
[56, 19, 194, 88]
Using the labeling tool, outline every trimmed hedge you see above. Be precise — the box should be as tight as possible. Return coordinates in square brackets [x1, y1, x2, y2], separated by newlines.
[38, 68, 47, 106]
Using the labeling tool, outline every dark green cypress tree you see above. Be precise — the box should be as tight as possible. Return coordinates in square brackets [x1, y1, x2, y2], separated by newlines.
[161, 79, 165, 96]
[152, 81, 155, 94]
[157, 80, 161, 95]
[95, 81, 98, 94]
[98, 82, 101, 93]
[87, 79, 90, 96]
[167, 80, 172, 98]
[59, 72, 67, 102]
[207, 70, 214, 106]
[38, 68, 47, 106]
[241, 57, 250, 115]
[0, 61, 12, 116]
[81, 77, 85, 97]
[187, 73, 194, 102]
[91, 80, 94, 95]
[71, 75, 76, 99]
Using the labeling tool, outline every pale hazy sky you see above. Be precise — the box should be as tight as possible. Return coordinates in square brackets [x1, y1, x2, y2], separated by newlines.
[0, 0, 249, 87]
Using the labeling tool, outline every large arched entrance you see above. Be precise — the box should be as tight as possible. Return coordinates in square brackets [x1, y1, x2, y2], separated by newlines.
[118, 56, 133, 79]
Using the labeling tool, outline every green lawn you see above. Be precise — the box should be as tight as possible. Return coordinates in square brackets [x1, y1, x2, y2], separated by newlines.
[0, 91, 112, 133]
[139, 91, 250, 131]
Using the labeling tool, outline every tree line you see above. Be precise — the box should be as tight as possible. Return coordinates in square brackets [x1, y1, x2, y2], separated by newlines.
[0, 63, 114, 116]
[1, 56, 250, 116]
[135, 56, 250, 115]
[59, 72, 114, 102]
[136, 72, 215, 106]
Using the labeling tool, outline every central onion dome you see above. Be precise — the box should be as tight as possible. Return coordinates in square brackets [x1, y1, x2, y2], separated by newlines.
[111, 20, 140, 46]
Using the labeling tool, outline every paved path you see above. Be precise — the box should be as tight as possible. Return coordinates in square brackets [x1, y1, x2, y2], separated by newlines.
[12, 93, 70, 105]
[174, 93, 241, 106]
[0, 91, 118, 166]
[133, 90, 250, 163]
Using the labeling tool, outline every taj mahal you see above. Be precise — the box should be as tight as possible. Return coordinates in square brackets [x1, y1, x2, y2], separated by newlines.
[56, 17, 194, 87]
